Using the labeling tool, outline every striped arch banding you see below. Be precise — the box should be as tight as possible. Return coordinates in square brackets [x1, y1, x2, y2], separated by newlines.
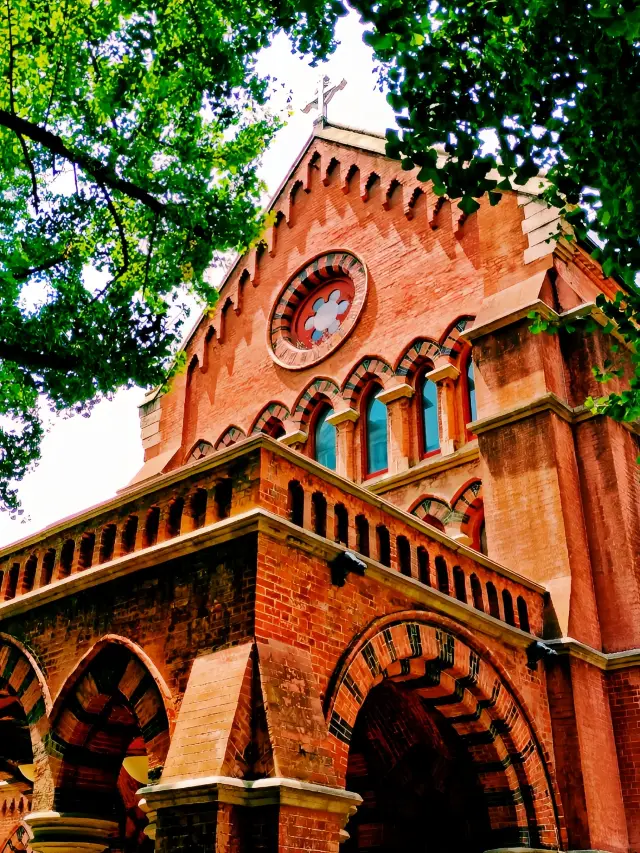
[343, 358, 394, 408]
[410, 496, 452, 527]
[450, 481, 483, 538]
[292, 379, 341, 430]
[215, 426, 245, 450]
[269, 252, 368, 371]
[251, 403, 290, 435]
[1, 823, 31, 853]
[439, 317, 474, 360]
[187, 440, 214, 463]
[396, 339, 442, 380]
[0, 643, 47, 728]
[328, 620, 559, 850]
[52, 644, 170, 808]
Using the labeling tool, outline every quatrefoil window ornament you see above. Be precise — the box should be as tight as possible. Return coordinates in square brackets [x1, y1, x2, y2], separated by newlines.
[268, 251, 368, 370]
[304, 289, 351, 342]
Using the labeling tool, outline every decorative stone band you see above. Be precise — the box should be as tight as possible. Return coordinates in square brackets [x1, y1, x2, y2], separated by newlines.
[138, 776, 362, 841]
[23, 812, 118, 853]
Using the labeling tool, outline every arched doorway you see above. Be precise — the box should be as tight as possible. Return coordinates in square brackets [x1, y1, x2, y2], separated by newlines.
[328, 616, 560, 852]
[343, 680, 490, 852]
[50, 641, 172, 852]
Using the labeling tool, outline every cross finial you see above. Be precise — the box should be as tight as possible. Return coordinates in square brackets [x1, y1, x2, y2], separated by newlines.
[302, 73, 347, 125]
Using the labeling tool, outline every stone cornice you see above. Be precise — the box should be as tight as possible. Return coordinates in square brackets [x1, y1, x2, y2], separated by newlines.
[138, 775, 362, 814]
[468, 392, 584, 436]
[545, 637, 640, 672]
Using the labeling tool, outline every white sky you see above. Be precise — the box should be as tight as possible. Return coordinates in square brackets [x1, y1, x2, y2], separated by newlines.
[0, 10, 395, 547]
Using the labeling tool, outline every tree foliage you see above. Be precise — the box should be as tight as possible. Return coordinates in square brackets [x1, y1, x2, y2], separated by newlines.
[0, 0, 343, 512]
[354, 0, 640, 423]
[1, 0, 639, 513]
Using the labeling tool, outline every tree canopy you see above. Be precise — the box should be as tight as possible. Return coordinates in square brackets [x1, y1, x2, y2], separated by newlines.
[0, 0, 638, 513]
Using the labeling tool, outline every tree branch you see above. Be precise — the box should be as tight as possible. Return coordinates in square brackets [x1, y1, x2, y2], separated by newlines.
[0, 109, 167, 216]
[0, 341, 82, 372]
[5, 0, 39, 212]
[10, 256, 67, 281]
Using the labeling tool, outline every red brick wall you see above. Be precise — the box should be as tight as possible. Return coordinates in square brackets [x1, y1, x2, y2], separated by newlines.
[609, 667, 640, 853]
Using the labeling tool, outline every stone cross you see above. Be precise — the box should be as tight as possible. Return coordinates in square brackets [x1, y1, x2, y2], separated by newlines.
[302, 73, 347, 124]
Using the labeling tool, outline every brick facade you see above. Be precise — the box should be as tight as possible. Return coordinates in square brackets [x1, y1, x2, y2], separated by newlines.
[0, 122, 638, 852]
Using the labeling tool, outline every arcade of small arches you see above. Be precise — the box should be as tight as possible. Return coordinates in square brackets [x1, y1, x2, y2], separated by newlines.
[185, 319, 484, 548]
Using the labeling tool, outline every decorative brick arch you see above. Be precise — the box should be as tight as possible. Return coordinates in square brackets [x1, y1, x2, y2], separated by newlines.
[439, 315, 475, 361]
[327, 615, 561, 850]
[1, 823, 31, 853]
[450, 480, 484, 542]
[291, 378, 342, 431]
[395, 338, 441, 380]
[250, 402, 290, 436]
[0, 635, 54, 813]
[342, 357, 394, 409]
[185, 439, 214, 463]
[50, 637, 173, 811]
[409, 495, 452, 528]
[214, 425, 246, 450]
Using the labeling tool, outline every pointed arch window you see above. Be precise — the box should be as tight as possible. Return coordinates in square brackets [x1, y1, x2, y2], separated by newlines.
[313, 406, 337, 471]
[363, 385, 388, 476]
[419, 369, 440, 456]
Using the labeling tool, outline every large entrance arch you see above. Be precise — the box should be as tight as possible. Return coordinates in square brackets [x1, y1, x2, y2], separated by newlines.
[327, 615, 561, 851]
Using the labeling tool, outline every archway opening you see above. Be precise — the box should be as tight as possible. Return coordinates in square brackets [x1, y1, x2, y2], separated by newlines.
[0, 697, 34, 852]
[52, 644, 170, 852]
[343, 680, 490, 853]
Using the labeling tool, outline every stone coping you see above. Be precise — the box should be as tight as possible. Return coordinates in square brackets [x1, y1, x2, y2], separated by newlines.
[138, 775, 362, 814]
[365, 441, 479, 494]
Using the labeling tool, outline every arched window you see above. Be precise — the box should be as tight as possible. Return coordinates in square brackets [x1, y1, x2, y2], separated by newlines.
[121, 515, 138, 555]
[313, 406, 337, 471]
[288, 480, 305, 527]
[215, 479, 232, 520]
[355, 515, 370, 557]
[335, 504, 349, 546]
[190, 489, 208, 530]
[453, 566, 467, 603]
[517, 596, 531, 632]
[99, 524, 117, 563]
[435, 556, 449, 595]
[470, 574, 484, 611]
[502, 589, 515, 626]
[466, 354, 477, 424]
[419, 371, 440, 456]
[42, 548, 56, 585]
[397, 536, 411, 577]
[417, 546, 430, 585]
[312, 492, 327, 538]
[487, 582, 500, 618]
[363, 385, 388, 476]
[376, 525, 391, 566]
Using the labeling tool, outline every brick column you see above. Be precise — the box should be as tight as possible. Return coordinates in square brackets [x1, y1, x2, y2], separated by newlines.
[140, 777, 361, 853]
[325, 409, 358, 480]
[375, 383, 413, 474]
[24, 812, 117, 853]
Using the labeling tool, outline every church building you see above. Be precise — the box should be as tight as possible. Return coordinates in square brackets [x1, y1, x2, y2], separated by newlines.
[0, 119, 638, 853]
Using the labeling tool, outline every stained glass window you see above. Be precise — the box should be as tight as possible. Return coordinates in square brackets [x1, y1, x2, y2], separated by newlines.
[467, 358, 477, 422]
[365, 390, 388, 475]
[314, 407, 337, 471]
[421, 377, 440, 454]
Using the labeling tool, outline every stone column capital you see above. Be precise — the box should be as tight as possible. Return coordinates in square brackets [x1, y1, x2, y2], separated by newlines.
[24, 811, 117, 853]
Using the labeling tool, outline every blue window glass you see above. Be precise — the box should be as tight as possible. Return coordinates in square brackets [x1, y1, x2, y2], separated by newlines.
[365, 391, 388, 474]
[421, 377, 440, 454]
[314, 408, 337, 470]
[467, 358, 477, 422]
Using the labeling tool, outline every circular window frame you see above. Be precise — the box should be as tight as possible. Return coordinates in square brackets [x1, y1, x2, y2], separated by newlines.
[267, 249, 368, 370]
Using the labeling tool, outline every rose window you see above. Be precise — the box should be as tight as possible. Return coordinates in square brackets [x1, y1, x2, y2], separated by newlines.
[268, 251, 367, 370]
